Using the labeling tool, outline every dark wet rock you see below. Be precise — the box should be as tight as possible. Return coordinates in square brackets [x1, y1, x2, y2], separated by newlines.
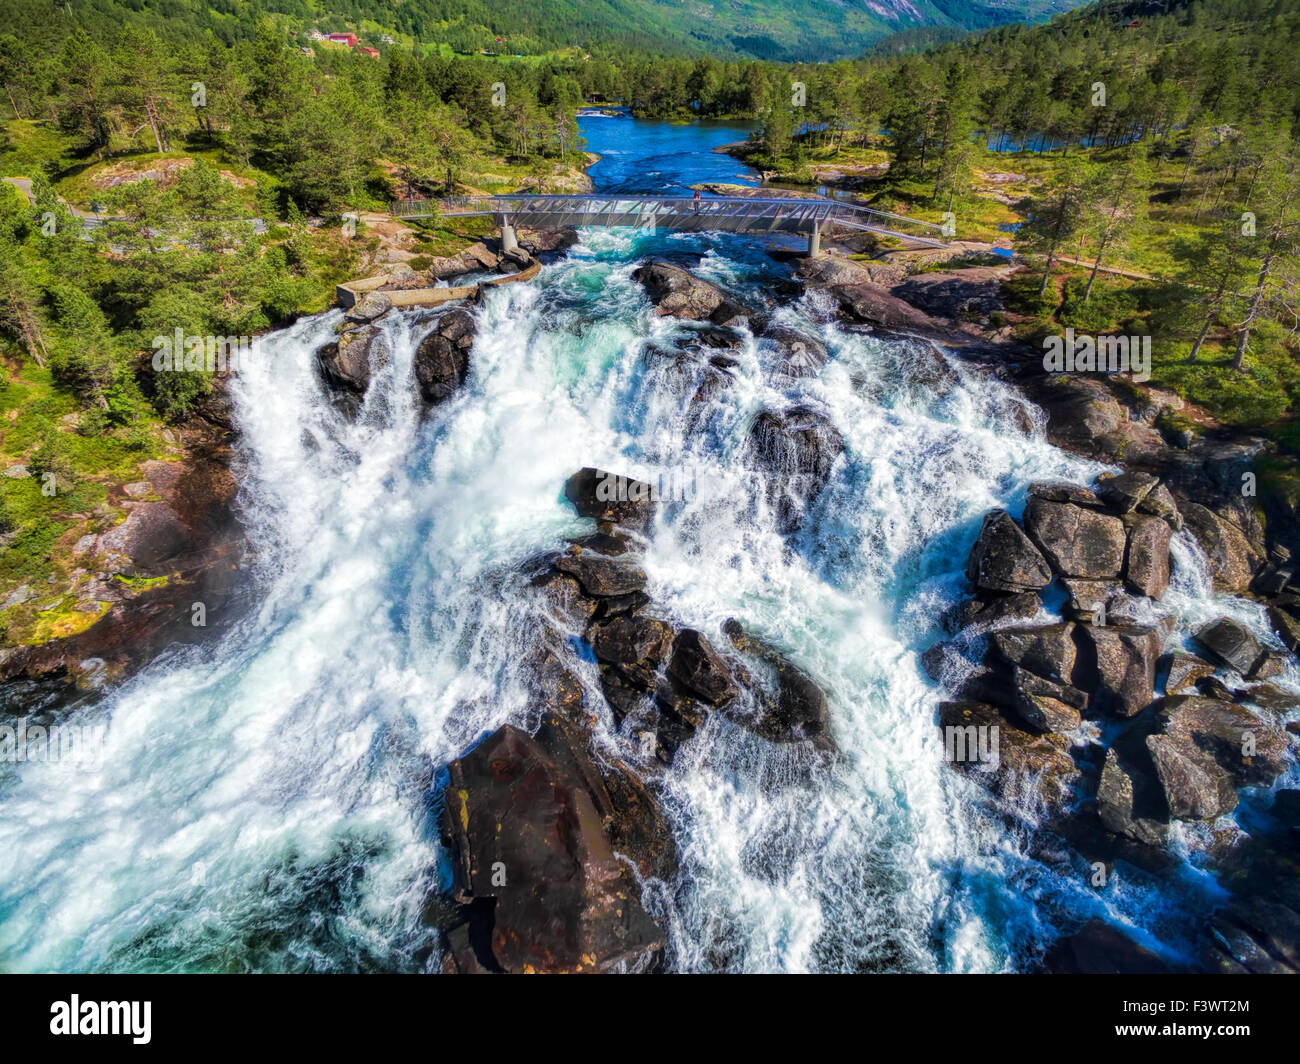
[1164, 652, 1216, 695]
[1058, 578, 1136, 624]
[1096, 471, 1159, 513]
[1122, 513, 1173, 599]
[889, 268, 1007, 324]
[722, 618, 835, 750]
[1074, 623, 1162, 718]
[1194, 617, 1264, 677]
[1097, 748, 1168, 847]
[832, 282, 944, 332]
[1157, 696, 1288, 788]
[1236, 683, 1300, 714]
[1034, 376, 1129, 456]
[533, 571, 598, 629]
[794, 255, 873, 286]
[1028, 481, 1100, 506]
[965, 510, 1052, 593]
[761, 325, 828, 378]
[317, 324, 387, 396]
[1249, 650, 1286, 681]
[599, 667, 649, 723]
[1023, 498, 1126, 579]
[1146, 732, 1238, 821]
[564, 467, 656, 533]
[1180, 502, 1264, 594]
[591, 615, 673, 689]
[1266, 605, 1300, 654]
[1197, 674, 1237, 701]
[651, 681, 710, 763]
[553, 552, 647, 598]
[1010, 665, 1085, 733]
[937, 700, 1078, 807]
[413, 309, 474, 406]
[988, 623, 1076, 683]
[949, 589, 1042, 631]
[1135, 482, 1183, 530]
[95, 501, 193, 572]
[438, 718, 668, 974]
[1044, 917, 1189, 974]
[569, 531, 632, 557]
[744, 405, 844, 534]
[342, 291, 392, 325]
[633, 260, 752, 324]
[593, 590, 651, 622]
[667, 629, 738, 708]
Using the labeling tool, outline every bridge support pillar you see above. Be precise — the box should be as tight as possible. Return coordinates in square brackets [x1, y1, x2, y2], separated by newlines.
[500, 220, 518, 253]
[805, 222, 821, 258]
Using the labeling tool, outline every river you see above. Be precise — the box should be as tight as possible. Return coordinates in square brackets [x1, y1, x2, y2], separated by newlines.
[0, 115, 1287, 973]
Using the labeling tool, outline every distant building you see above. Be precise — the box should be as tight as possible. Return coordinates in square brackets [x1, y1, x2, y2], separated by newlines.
[300, 47, 315, 57]
[327, 32, 358, 47]
[358, 46, 380, 58]
[379, 34, 395, 44]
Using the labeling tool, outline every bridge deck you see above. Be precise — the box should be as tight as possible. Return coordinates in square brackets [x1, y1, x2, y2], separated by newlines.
[392, 194, 949, 248]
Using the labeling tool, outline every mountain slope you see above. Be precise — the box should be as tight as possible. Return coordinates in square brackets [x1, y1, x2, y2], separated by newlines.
[56, 0, 1090, 60]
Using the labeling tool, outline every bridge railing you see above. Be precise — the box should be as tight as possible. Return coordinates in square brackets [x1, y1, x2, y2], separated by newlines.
[390, 193, 950, 245]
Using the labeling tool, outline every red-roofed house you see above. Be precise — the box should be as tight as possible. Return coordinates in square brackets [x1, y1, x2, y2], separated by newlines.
[358, 46, 380, 58]
[327, 32, 358, 47]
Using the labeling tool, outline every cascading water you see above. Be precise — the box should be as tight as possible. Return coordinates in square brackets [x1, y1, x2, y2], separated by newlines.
[2, 121, 1295, 975]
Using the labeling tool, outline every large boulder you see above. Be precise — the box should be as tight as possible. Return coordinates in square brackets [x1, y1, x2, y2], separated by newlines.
[761, 325, 828, 378]
[1097, 748, 1168, 847]
[413, 308, 475, 406]
[1023, 497, 1127, 579]
[1044, 918, 1189, 974]
[317, 324, 388, 396]
[438, 718, 668, 973]
[966, 510, 1052, 593]
[1180, 502, 1263, 593]
[342, 291, 392, 325]
[1194, 617, 1264, 677]
[591, 615, 674, 689]
[938, 700, 1078, 807]
[744, 406, 844, 534]
[1010, 665, 1085, 733]
[832, 282, 944, 332]
[554, 552, 647, 598]
[889, 268, 1007, 325]
[988, 623, 1077, 683]
[1074, 623, 1162, 718]
[1157, 696, 1289, 788]
[794, 255, 874, 286]
[1146, 732, 1238, 821]
[564, 467, 656, 532]
[723, 619, 835, 750]
[95, 501, 193, 572]
[1164, 652, 1216, 695]
[1122, 513, 1173, 599]
[667, 629, 738, 707]
[633, 261, 752, 324]
[1096, 471, 1159, 513]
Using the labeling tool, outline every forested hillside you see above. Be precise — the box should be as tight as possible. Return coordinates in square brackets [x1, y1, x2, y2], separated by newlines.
[7, 0, 1084, 60]
[0, 0, 1297, 621]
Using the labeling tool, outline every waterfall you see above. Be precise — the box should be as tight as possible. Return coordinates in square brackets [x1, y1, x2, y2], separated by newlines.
[0, 226, 1293, 973]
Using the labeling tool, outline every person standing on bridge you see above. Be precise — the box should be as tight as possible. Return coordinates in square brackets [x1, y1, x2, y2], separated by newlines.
[693, 189, 701, 214]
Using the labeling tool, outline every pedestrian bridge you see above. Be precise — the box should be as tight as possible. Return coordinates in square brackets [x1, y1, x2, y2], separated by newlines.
[390, 193, 950, 256]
